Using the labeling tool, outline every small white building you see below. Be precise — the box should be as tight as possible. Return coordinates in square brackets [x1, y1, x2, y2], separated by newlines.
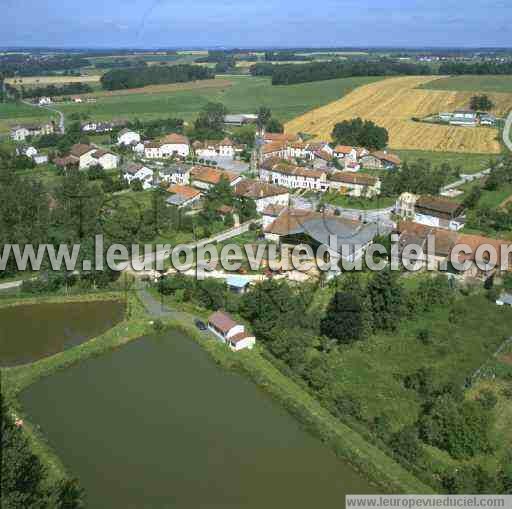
[38, 97, 52, 106]
[90, 149, 119, 170]
[123, 163, 154, 188]
[117, 129, 141, 147]
[333, 145, 358, 162]
[159, 133, 190, 158]
[208, 311, 256, 351]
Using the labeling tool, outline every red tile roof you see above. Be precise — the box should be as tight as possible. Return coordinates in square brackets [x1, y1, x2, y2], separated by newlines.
[208, 311, 238, 334]
[191, 166, 238, 185]
[329, 172, 378, 186]
[161, 133, 189, 145]
[167, 184, 200, 200]
[234, 180, 288, 199]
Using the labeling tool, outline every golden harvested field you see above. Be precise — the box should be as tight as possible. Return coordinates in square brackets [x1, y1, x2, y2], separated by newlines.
[285, 76, 512, 154]
[5, 75, 101, 86]
[74, 78, 233, 98]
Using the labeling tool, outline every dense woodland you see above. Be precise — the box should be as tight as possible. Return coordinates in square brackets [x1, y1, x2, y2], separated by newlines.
[100, 64, 215, 90]
[331, 118, 389, 150]
[250, 59, 432, 85]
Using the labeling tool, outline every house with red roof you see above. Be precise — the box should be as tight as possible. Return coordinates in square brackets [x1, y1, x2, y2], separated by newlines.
[207, 311, 256, 351]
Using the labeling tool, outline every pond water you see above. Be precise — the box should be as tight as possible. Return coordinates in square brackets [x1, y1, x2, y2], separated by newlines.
[21, 328, 375, 508]
[0, 300, 125, 366]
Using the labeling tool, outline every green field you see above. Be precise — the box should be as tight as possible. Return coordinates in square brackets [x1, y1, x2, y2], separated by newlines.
[395, 149, 499, 174]
[0, 75, 384, 134]
[419, 75, 512, 94]
[0, 103, 56, 134]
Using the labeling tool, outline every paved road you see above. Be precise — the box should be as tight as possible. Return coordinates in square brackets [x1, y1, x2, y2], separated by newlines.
[123, 218, 262, 272]
[22, 99, 65, 134]
[0, 280, 24, 291]
[440, 168, 492, 193]
[504, 110, 512, 153]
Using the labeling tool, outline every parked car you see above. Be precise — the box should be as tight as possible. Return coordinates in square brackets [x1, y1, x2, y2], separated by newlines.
[195, 319, 207, 331]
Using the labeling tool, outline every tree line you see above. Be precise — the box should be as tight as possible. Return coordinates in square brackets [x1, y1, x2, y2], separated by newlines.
[100, 64, 215, 91]
[249, 58, 512, 85]
[250, 59, 432, 85]
[2, 396, 85, 508]
[18, 83, 93, 99]
[439, 61, 512, 75]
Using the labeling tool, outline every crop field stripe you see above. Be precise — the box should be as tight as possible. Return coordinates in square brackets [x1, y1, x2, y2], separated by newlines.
[285, 75, 512, 154]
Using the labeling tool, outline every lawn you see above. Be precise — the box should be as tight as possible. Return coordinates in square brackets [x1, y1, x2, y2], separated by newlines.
[53, 75, 384, 125]
[418, 75, 512, 94]
[0, 103, 56, 134]
[395, 149, 499, 174]
[321, 191, 396, 210]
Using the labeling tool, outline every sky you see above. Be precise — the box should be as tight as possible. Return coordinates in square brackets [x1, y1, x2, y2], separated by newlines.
[2, 0, 511, 49]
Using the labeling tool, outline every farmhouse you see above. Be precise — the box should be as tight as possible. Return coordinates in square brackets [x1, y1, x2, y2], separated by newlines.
[264, 208, 380, 265]
[361, 151, 401, 170]
[261, 141, 288, 160]
[10, 122, 54, 141]
[414, 195, 465, 231]
[263, 132, 299, 144]
[159, 133, 190, 158]
[234, 180, 289, 213]
[261, 204, 288, 229]
[329, 172, 381, 198]
[450, 110, 478, 127]
[166, 184, 202, 209]
[82, 121, 116, 133]
[90, 149, 119, 170]
[451, 234, 512, 281]
[396, 221, 458, 271]
[190, 166, 241, 191]
[117, 129, 141, 147]
[207, 311, 256, 351]
[259, 162, 328, 192]
[56, 144, 119, 170]
[144, 133, 190, 159]
[194, 138, 236, 159]
[123, 163, 154, 189]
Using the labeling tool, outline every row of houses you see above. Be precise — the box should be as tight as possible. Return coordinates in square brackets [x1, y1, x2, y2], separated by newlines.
[259, 132, 401, 171]
[259, 160, 381, 197]
[10, 122, 55, 142]
[397, 221, 512, 281]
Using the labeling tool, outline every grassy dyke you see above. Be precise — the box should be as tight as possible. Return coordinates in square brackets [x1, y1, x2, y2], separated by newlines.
[162, 317, 435, 494]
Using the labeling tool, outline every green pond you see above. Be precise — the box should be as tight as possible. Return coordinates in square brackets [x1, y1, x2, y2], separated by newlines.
[0, 300, 125, 367]
[20, 313, 375, 508]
